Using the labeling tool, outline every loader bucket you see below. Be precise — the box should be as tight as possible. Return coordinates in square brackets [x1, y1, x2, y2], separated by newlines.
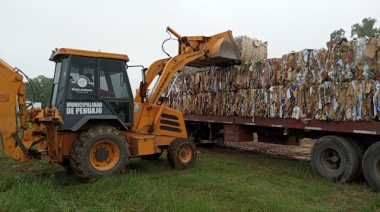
[187, 36, 241, 68]
[166, 27, 241, 68]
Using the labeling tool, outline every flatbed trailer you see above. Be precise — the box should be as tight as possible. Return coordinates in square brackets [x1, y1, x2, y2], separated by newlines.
[184, 114, 380, 191]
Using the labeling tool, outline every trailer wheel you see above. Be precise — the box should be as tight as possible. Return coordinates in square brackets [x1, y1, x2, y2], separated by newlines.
[347, 139, 366, 181]
[310, 136, 360, 183]
[362, 142, 380, 191]
[70, 125, 129, 182]
[167, 138, 197, 170]
[141, 152, 162, 160]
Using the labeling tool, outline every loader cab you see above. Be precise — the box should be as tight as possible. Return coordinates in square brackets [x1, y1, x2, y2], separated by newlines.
[49, 48, 133, 131]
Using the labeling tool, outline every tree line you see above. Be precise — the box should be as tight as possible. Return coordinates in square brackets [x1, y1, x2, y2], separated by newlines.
[25, 75, 52, 108]
[25, 17, 379, 108]
[326, 17, 379, 47]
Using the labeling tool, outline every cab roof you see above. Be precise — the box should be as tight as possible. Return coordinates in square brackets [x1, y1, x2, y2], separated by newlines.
[49, 48, 129, 62]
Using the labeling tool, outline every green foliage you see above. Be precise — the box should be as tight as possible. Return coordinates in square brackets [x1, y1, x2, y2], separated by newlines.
[326, 17, 380, 47]
[0, 149, 379, 211]
[326, 28, 345, 48]
[25, 75, 53, 108]
[351, 17, 380, 38]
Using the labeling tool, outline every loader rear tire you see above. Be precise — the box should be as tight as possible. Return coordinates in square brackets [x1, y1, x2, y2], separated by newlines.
[70, 125, 129, 182]
[167, 138, 197, 170]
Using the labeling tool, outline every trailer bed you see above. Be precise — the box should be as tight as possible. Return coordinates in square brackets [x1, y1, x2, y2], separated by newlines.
[184, 115, 380, 135]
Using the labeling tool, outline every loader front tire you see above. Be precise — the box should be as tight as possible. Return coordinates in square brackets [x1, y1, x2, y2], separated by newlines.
[167, 138, 197, 170]
[70, 125, 129, 182]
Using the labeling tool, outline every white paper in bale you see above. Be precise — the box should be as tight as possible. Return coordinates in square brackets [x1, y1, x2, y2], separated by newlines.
[253, 39, 268, 61]
[241, 36, 254, 62]
[373, 81, 380, 120]
[235, 36, 268, 62]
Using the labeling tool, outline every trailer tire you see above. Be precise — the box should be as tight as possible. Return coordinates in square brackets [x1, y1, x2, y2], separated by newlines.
[167, 138, 197, 170]
[362, 142, 380, 192]
[70, 125, 129, 182]
[141, 152, 162, 160]
[311, 136, 359, 183]
[347, 138, 366, 181]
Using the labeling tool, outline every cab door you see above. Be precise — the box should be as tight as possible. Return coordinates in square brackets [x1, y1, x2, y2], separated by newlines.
[98, 59, 133, 126]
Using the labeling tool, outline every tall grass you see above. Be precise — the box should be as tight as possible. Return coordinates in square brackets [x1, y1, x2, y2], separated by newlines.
[0, 148, 379, 211]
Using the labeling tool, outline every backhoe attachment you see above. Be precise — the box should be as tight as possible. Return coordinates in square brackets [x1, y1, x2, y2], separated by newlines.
[0, 59, 63, 162]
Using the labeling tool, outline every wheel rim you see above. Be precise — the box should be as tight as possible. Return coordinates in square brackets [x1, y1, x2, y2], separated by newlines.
[321, 148, 341, 171]
[90, 140, 120, 171]
[179, 146, 192, 163]
[373, 155, 380, 180]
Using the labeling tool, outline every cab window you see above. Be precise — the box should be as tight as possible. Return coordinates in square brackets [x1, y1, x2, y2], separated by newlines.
[99, 60, 129, 98]
[67, 56, 96, 100]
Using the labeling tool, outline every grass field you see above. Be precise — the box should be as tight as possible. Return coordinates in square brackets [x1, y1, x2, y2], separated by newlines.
[0, 147, 379, 212]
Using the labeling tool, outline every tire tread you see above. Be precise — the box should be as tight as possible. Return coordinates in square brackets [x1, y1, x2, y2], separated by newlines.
[70, 125, 129, 182]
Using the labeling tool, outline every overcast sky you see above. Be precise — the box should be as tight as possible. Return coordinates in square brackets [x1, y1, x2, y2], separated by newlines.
[0, 0, 379, 95]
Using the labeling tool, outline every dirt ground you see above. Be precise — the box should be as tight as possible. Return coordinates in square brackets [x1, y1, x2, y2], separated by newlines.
[198, 138, 315, 161]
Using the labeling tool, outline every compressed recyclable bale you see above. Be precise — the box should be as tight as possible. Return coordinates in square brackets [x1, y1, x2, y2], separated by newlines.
[167, 35, 379, 123]
[235, 36, 268, 62]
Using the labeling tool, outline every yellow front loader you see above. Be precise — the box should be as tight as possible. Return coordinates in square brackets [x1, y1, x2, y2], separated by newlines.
[0, 27, 240, 181]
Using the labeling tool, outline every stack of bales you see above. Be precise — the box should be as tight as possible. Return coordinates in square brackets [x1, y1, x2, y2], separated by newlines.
[167, 36, 380, 123]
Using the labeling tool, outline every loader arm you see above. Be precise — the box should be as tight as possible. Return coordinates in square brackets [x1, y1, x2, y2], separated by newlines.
[148, 26, 240, 105]
[134, 58, 169, 103]
[148, 51, 205, 105]
[135, 27, 240, 133]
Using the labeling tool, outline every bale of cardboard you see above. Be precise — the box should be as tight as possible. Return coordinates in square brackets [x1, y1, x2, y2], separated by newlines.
[167, 36, 380, 123]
